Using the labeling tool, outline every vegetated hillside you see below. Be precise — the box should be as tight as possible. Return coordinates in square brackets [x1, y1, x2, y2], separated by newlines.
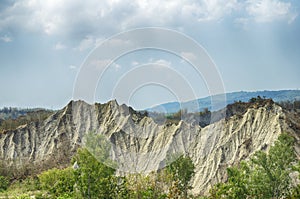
[0, 107, 28, 120]
[147, 89, 300, 113]
[149, 97, 277, 128]
[0, 109, 54, 134]
[0, 99, 299, 195]
[0, 107, 51, 120]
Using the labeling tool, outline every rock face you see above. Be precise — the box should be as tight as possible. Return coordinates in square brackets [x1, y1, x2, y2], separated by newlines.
[0, 100, 298, 195]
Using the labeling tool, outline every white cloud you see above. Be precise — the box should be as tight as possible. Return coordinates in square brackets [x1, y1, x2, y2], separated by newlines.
[90, 59, 112, 69]
[196, 0, 239, 21]
[74, 36, 133, 52]
[0, 0, 297, 45]
[245, 0, 297, 23]
[89, 58, 121, 71]
[0, 35, 12, 42]
[113, 63, 121, 71]
[0, 0, 241, 39]
[131, 61, 139, 66]
[134, 59, 171, 69]
[180, 52, 197, 62]
[54, 42, 66, 50]
[75, 36, 96, 51]
[69, 65, 77, 70]
[153, 59, 171, 67]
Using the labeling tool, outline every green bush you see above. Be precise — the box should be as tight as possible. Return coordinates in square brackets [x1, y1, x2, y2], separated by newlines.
[56, 193, 74, 199]
[166, 154, 195, 198]
[23, 177, 40, 191]
[38, 167, 75, 197]
[0, 175, 8, 192]
[72, 148, 116, 199]
[15, 194, 31, 199]
[209, 133, 297, 199]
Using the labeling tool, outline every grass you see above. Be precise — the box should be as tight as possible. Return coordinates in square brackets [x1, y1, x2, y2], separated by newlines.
[0, 178, 47, 199]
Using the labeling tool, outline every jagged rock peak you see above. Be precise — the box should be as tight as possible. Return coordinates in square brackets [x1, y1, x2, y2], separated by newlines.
[65, 99, 122, 111]
[107, 99, 119, 106]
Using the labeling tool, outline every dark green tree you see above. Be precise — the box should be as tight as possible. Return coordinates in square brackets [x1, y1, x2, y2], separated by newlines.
[289, 160, 300, 198]
[0, 175, 8, 192]
[248, 133, 295, 198]
[73, 148, 116, 199]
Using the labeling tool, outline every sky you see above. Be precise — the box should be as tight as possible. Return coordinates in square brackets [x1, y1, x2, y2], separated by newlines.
[0, 0, 300, 110]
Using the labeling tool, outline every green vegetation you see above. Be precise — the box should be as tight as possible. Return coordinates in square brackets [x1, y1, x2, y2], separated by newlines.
[166, 154, 195, 198]
[150, 108, 211, 127]
[72, 148, 116, 198]
[38, 167, 74, 197]
[0, 175, 8, 192]
[208, 133, 299, 199]
[0, 133, 299, 198]
[0, 151, 195, 198]
[290, 161, 300, 198]
[0, 109, 53, 133]
[83, 131, 114, 167]
[151, 97, 277, 128]
[0, 107, 29, 120]
[278, 100, 300, 111]
[125, 172, 168, 198]
[0, 177, 42, 198]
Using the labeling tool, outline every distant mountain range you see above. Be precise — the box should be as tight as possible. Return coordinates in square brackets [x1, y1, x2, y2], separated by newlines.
[146, 90, 300, 113]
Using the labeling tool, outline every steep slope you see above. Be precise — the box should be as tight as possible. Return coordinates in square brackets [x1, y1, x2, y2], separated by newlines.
[189, 103, 285, 194]
[0, 99, 297, 195]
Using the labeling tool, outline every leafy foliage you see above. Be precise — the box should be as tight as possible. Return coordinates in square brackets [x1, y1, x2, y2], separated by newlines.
[0, 109, 53, 133]
[209, 133, 298, 199]
[166, 154, 195, 198]
[72, 148, 116, 199]
[83, 131, 115, 167]
[38, 167, 75, 197]
[289, 161, 300, 198]
[125, 172, 171, 199]
[3, 130, 298, 198]
[0, 176, 8, 192]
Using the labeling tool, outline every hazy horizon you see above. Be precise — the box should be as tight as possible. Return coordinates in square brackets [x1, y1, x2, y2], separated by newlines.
[0, 89, 299, 110]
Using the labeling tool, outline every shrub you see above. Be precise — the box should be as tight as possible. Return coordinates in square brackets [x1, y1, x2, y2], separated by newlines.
[15, 194, 31, 199]
[38, 167, 75, 197]
[166, 154, 195, 198]
[0, 175, 8, 192]
[209, 133, 297, 199]
[72, 148, 116, 199]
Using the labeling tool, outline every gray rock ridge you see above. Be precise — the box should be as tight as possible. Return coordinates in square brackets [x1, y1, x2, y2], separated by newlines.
[0, 99, 295, 194]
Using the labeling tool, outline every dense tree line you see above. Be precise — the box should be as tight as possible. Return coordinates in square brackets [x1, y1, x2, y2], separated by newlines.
[0, 107, 52, 120]
[0, 110, 53, 133]
[278, 100, 300, 111]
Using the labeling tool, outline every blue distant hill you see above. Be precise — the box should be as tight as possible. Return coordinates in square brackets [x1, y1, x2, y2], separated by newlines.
[146, 90, 300, 113]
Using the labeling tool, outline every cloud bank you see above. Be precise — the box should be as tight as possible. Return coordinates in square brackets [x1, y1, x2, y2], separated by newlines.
[0, 0, 297, 47]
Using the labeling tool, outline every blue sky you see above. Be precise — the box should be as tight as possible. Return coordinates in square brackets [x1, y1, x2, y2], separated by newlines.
[0, 0, 299, 110]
